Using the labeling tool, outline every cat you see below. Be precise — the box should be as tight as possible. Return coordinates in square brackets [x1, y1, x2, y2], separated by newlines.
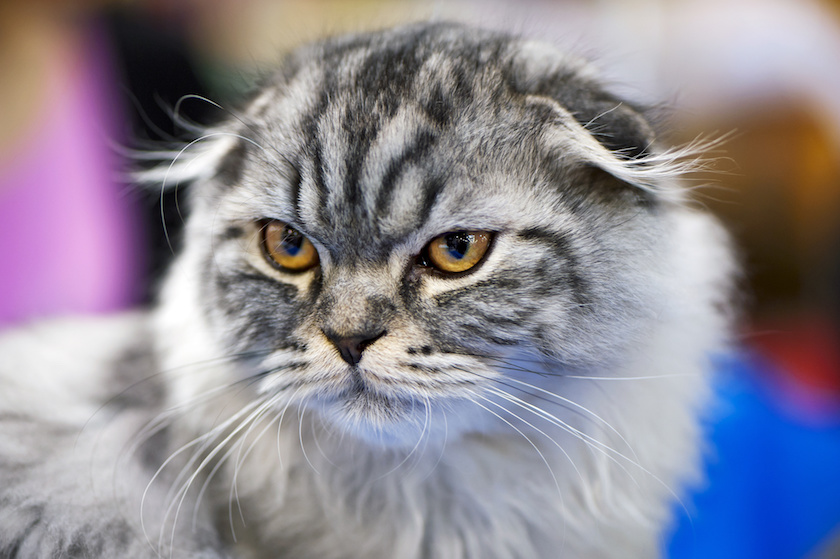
[0, 22, 735, 559]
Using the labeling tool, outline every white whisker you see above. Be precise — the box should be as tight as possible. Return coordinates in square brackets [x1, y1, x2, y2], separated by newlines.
[502, 377, 639, 462]
[298, 399, 320, 475]
[479, 389, 585, 486]
[227, 396, 283, 541]
[140, 398, 264, 550]
[470, 396, 564, 497]
[159, 398, 273, 553]
[483, 385, 689, 518]
[373, 397, 431, 480]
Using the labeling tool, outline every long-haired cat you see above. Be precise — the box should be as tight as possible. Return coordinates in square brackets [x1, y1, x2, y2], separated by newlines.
[0, 22, 734, 559]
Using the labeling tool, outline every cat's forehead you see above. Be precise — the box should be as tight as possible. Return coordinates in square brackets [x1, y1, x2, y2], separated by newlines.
[256, 24, 576, 132]
[215, 23, 656, 257]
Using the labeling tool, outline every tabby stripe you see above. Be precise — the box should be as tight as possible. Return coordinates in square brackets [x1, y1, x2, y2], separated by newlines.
[422, 84, 452, 126]
[470, 310, 533, 327]
[287, 163, 303, 223]
[373, 127, 438, 218]
[415, 174, 446, 227]
[460, 323, 521, 346]
[344, 31, 437, 213]
[517, 227, 590, 306]
[6, 505, 44, 559]
[310, 132, 328, 226]
[341, 106, 379, 216]
[433, 277, 522, 307]
[302, 88, 331, 226]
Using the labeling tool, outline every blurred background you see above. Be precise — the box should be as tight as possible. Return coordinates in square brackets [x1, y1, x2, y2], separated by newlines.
[1, 0, 838, 557]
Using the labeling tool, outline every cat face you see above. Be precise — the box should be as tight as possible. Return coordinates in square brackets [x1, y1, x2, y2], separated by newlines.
[169, 24, 685, 446]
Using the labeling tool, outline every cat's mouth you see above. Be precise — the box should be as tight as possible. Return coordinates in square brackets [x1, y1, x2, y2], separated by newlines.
[335, 375, 413, 420]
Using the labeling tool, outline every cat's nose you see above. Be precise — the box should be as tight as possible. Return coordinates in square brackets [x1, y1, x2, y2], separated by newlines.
[323, 329, 386, 366]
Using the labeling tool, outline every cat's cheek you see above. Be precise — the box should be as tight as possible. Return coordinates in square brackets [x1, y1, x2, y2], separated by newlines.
[204, 268, 310, 352]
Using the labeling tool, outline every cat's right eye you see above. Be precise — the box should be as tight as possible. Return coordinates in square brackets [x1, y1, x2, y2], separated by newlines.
[260, 220, 319, 272]
[423, 230, 492, 274]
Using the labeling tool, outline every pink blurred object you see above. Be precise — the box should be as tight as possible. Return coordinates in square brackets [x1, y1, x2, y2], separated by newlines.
[0, 26, 145, 328]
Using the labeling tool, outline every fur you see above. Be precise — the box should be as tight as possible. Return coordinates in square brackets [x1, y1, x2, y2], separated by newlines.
[0, 23, 735, 558]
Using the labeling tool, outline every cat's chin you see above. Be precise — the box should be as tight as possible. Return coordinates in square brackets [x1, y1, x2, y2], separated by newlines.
[295, 379, 458, 450]
[318, 388, 431, 449]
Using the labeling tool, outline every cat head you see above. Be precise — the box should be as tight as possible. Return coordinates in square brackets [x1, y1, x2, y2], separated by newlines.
[152, 23, 726, 447]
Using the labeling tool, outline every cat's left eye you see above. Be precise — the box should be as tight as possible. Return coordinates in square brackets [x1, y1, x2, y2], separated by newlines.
[261, 220, 319, 272]
[424, 231, 492, 274]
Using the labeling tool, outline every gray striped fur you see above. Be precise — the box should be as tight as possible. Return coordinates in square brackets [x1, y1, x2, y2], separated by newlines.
[0, 23, 734, 559]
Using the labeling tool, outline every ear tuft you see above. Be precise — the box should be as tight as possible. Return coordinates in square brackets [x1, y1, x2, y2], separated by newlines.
[132, 132, 240, 191]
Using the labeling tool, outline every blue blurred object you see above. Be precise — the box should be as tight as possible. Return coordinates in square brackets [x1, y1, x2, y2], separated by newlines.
[667, 354, 840, 559]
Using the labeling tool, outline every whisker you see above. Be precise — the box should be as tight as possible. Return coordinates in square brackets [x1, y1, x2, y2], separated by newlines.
[558, 374, 696, 381]
[154, 132, 259, 252]
[160, 384, 269, 509]
[420, 403, 449, 483]
[226, 395, 284, 541]
[298, 398, 320, 475]
[97, 349, 275, 457]
[451, 365, 634, 461]
[469, 394, 567, 546]
[412, 396, 434, 475]
[275, 386, 305, 469]
[187, 390, 285, 534]
[485, 385, 637, 481]
[171, 95, 299, 178]
[482, 354, 695, 381]
[162, 398, 274, 553]
[140, 398, 264, 550]
[479, 390, 584, 486]
[481, 385, 689, 518]
[373, 397, 431, 480]
[470, 396, 563, 494]
[501, 377, 639, 463]
[310, 406, 340, 470]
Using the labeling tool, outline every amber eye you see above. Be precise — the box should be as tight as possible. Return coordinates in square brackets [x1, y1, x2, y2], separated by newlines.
[425, 231, 492, 274]
[261, 221, 319, 272]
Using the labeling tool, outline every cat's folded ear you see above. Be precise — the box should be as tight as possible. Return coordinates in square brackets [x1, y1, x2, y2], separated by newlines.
[506, 40, 717, 202]
[506, 40, 657, 160]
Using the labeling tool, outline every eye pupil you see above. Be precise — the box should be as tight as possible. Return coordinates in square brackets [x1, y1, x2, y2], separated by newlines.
[281, 229, 304, 255]
[446, 233, 470, 260]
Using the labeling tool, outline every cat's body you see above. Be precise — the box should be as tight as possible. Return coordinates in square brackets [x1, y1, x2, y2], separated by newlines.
[0, 23, 734, 559]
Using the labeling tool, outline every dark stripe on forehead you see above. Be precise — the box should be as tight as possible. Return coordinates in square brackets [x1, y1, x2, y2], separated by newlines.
[423, 83, 452, 127]
[353, 25, 437, 100]
[517, 227, 589, 307]
[287, 161, 303, 222]
[302, 88, 331, 226]
[373, 127, 438, 219]
[341, 101, 379, 220]
[416, 174, 446, 228]
[290, 24, 542, 236]
[310, 135, 328, 226]
[338, 30, 440, 217]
